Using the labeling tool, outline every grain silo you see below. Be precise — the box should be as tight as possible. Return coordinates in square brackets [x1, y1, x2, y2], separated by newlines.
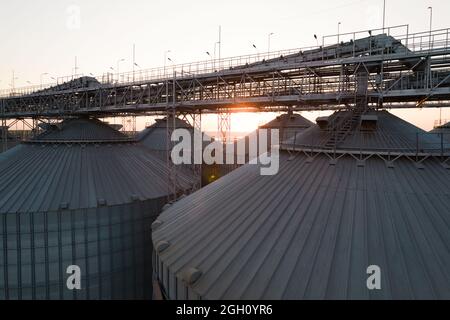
[0, 126, 18, 153]
[259, 112, 313, 142]
[137, 117, 193, 160]
[430, 121, 450, 142]
[205, 112, 314, 184]
[152, 110, 450, 300]
[0, 117, 194, 300]
[137, 116, 227, 186]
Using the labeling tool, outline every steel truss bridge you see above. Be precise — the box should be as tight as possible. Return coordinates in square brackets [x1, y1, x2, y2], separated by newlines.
[2, 25, 450, 119]
[2, 25, 450, 197]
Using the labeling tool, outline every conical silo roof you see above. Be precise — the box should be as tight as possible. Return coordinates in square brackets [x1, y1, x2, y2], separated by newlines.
[0, 117, 193, 213]
[137, 117, 193, 152]
[260, 113, 313, 128]
[0, 117, 195, 300]
[285, 110, 449, 152]
[152, 110, 450, 300]
[35, 117, 131, 142]
[233, 112, 313, 163]
[430, 121, 450, 142]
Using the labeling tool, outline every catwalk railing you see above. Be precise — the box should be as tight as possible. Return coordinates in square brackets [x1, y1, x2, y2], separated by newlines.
[281, 131, 450, 157]
[2, 25, 450, 99]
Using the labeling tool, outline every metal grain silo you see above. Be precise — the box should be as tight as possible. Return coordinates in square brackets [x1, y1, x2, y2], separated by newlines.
[0, 126, 18, 153]
[137, 117, 194, 161]
[430, 121, 450, 142]
[137, 116, 229, 186]
[203, 112, 314, 184]
[259, 112, 313, 142]
[0, 117, 193, 300]
[152, 110, 450, 300]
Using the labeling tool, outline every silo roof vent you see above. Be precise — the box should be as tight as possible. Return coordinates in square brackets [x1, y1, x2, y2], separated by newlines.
[156, 240, 170, 253]
[182, 267, 202, 285]
[152, 220, 163, 230]
[316, 116, 330, 130]
[360, 115, 378, 131]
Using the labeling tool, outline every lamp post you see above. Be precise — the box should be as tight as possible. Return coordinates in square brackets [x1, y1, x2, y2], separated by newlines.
[132, 44, 136, 82]
[268, 32, 274, 56]
[337, 22, 341, 44]
[10, 71, 18, 94]
[134, 62, 141, 81]
[252, 44, 259, 60]
[163, 50, 171, 77]
[428, 6, 433, 49]
[213, 41, 220, 69]
[108, 67, 114, 83]
[40, 73, 49, 89]
[116, 58, 125, 83]
[218, 25, 222, 60]
[382, 0, 386, 32]
[206, 51, 214, 71]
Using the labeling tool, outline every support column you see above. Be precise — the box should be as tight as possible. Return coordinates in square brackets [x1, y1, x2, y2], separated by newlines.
[1, 99, 7, 152]
[121, 115, 137, 135]
[355, 64, 369, 112]
[217, 111, 231, 143]
[179, 111, 203, 191]
[191, 112, 202, 191]
[166, 72, 178, 201]
[1, 118, 7, 153]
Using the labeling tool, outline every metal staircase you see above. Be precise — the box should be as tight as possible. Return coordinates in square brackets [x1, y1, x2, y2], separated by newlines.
[324, 67, 368, 149]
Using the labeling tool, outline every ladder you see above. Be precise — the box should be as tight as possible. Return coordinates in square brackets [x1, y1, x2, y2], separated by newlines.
[324, 67, 368, 149]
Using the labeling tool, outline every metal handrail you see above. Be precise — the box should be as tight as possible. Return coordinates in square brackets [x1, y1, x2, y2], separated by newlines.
[1, 25, 450, 98]
[281, 132, 450, 156]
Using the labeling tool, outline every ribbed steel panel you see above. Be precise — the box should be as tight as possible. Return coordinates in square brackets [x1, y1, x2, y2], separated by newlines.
[1, 199, 162, 299]
[36, 118, 130, 142]
[153, 112, 450, 300]
[153, 153, 450, 299]
[0, 144, 192, 213]
[0, 118, 194, 300]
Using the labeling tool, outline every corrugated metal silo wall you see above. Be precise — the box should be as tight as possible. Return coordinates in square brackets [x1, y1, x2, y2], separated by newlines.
[0, 196, 166, 300]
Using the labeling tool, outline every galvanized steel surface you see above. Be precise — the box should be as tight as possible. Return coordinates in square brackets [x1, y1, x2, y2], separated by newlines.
[153, 112, 450, 300]
[35, 118, 131, 142]
[0, 117, 194, 299]
[0, 143, 193, 214]
[153, 152, 450, 299]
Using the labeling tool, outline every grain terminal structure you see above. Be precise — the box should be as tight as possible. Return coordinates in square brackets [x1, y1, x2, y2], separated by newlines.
[0, 117, 194, 300]
[152, 110, 450, 300]
[0, 24, 450, 301]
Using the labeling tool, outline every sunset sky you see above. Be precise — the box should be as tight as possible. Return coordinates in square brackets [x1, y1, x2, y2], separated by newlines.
[1, 0, 449, 132]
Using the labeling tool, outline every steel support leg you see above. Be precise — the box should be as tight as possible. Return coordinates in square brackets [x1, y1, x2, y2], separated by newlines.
[121, 116, 137, 135]
[1, 118, 7, 153]
[166, 108, 178, 201]
[192, 112, 202, 191]
[1, 99, 6, 152]
[181, 111, 203, 191]
[166, 72, 178, 201]
[218, 111, 231, 143]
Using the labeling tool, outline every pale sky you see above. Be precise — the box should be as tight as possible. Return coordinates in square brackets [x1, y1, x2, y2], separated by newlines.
[1, 0, 449, 132]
